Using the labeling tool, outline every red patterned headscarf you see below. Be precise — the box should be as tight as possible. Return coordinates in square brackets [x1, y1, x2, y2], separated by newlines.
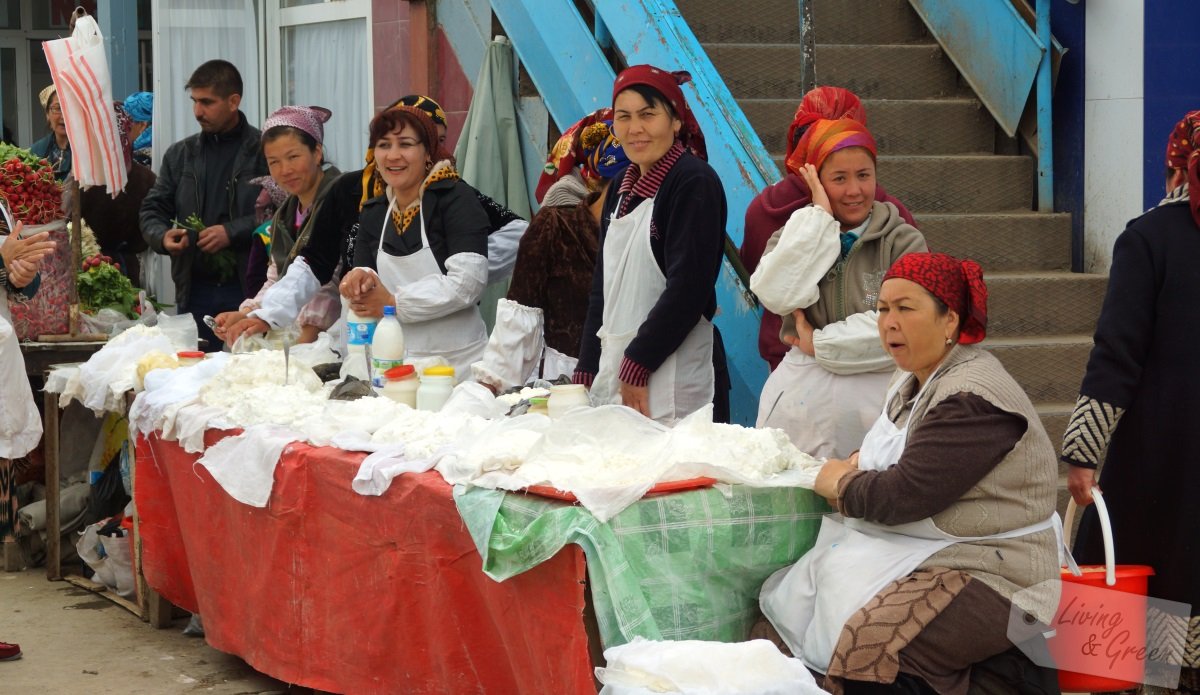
[535, 108, 612, 203]
[785, 86, 866, 164]
[883, 252, 988, 345]
[786, 118, 877, 177]
[612, 64, 707, 161]
[1165, 110, 1200, 226]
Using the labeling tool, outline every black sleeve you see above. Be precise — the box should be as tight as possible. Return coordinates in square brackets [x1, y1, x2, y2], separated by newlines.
[625, 160, 726, 372]
[300, 170, 362, 283]
[1078, 224, 1158, 409]
[437, 182, 490, 260]
[139, 143, 182, 253]
[576, 177, 622, 373]
[352, 203, 382, 271]
[839, 392, 1028, 525]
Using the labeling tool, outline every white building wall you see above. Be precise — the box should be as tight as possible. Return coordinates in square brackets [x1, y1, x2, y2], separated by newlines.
[1083, 2, 1144, 273]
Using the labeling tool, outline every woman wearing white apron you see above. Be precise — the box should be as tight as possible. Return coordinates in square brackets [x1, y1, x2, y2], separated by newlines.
[573, 65, 726, 424]
[750, 118, 926, 459]
[339, 105, 490, 381]
[758, 253, 1061, 694]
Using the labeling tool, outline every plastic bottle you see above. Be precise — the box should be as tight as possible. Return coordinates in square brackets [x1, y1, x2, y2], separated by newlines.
[343, 306, 379, 380]
[381, 364, 419, 408]
[416, 365, 455, 411]
[370, 305, 406, 378]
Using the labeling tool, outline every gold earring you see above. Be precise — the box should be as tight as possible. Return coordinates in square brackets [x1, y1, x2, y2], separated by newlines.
[424, 160, 432, 172]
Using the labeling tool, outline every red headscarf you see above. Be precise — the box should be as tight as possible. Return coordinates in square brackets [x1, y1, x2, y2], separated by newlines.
[883, 253, 988, 345]
[785, 118, 877, 177]
[535, 108, 612, 203]
[1165, 110, 1200, 226]
[612, 64, 707, 161]
[785, 86, 866, 164]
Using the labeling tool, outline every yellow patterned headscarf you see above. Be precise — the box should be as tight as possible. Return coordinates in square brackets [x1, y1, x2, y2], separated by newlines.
[390, 162, 460, 234]
[359, 95, 449, 210]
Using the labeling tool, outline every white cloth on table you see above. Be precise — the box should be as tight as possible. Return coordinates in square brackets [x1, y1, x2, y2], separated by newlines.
[196, 424, 302, 507]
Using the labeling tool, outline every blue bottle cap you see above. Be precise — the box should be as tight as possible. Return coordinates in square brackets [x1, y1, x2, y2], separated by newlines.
[383, 305, 396, 316]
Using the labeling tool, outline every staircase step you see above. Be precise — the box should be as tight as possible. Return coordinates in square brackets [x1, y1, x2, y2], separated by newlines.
[813, 0, 929, 45]
[915, 213, 1072, 271]
[816, 44, 963, 99]
[985, 272, 1107, 337]
[679, 0, 800, 44]
[878, 155, 1033, 213]
[982, 336, 1093, 404]
[741, 98, 994, 156]
[705, 44, 809, 100]
[1036, 403, 1073, 454]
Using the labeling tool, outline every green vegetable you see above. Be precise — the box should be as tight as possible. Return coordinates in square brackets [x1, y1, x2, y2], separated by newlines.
[78, 261, 139, 318]
[173, 213, 237, 284]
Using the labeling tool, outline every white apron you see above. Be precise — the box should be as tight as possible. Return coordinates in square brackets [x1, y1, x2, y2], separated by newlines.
[590, 197, 713, 424]
[376, 202, 487, 381]
[760, 372, 1060, 673]
[0, 291, 42, 459]
[757, 346, 893, 459]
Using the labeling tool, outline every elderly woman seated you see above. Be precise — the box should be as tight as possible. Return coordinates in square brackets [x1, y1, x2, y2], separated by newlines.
[758, 253, 1061, 694]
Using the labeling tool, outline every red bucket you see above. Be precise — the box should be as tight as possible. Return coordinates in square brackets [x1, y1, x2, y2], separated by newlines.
[1053, 489, 1155, 693]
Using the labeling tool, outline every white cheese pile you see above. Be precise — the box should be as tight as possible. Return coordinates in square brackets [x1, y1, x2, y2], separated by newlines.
[199, 351, 326, 428]
[371, 406, 488, 461]
[495, 386, 550, 408]
[665, 416, 820, 480]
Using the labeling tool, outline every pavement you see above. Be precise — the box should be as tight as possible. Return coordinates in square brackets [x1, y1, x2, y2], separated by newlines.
[0, 566, 292, 694]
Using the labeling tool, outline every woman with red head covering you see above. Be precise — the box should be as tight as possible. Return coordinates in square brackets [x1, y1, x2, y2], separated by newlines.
[760, 252, 1061, 693]
[742, 86, 917, 370]
[750, 118, 926, 459]
[573, 65, 726, 423]
[1063, 111, 1200, 688]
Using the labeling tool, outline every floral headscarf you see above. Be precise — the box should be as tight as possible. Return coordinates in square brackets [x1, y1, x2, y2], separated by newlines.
[1165, 110, 1200, 226]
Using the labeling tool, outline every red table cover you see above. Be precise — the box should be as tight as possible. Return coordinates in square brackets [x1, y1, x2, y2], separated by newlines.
[135, 431, 594, 694]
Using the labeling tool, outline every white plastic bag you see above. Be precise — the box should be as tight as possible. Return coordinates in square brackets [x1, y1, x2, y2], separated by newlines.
[76, 521, 134, 599]
[152, 310, 198, 351]
[596, 637, 824, 695]
[0, 309, 42, 459]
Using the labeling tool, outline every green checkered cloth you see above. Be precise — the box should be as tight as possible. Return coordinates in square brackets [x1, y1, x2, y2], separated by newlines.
[454, 484, 828, 649]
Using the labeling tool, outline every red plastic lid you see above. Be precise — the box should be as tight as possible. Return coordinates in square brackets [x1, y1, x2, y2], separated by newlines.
[384, 364, 416, 379]
[177, 351, 205, 359]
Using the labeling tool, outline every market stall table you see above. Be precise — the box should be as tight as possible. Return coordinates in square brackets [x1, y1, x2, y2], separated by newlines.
[136, 430, 826, 694]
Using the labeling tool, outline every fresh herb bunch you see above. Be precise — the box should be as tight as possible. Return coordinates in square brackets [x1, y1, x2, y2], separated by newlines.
[0, 143, 62, 225]
[173, 213, 237, 284]
[77, 254, 169, 319]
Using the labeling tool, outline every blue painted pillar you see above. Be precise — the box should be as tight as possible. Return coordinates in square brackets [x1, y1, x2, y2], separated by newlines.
[98, 0, 139, 101]
[1035, 0, 1053, 212]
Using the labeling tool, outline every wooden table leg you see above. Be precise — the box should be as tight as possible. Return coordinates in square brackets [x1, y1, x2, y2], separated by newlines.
[45, 390, 60, 581]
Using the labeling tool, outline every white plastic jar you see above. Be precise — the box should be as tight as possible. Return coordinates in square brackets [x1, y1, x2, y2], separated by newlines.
[416, 366, 455, 411]
[547, 384, 590, 418]
[380, 364, 419, 408]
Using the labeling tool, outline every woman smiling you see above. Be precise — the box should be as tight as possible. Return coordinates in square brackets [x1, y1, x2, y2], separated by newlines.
[338, 106, 490, 378]
[574, 65, 726, 423]
[750, 119, 926, 458]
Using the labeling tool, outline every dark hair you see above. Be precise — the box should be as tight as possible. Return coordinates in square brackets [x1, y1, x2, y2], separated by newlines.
[618, 84, 676, 119]
[263, 125, 322, 164]
[368, 108, 451, 162]
[186, 60, 243, 98]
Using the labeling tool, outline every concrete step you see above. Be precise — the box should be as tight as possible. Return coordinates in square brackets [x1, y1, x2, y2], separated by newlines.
[982, 335, 1093, 404]
[813, 0, 929, 45]
[704, 44, 809, 100]
[741, 98, 994, 156]
[678, 0, 800, 44]
[1036, 403, 1073, 454]
[985, 272, 1107, 337]
[878, 155, 1033, 213]
[817, 44, 964, 100]
[915, 213, 1072, 272]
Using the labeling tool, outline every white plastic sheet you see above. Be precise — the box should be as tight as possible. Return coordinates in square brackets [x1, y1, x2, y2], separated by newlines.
[596, 637, 824, 695]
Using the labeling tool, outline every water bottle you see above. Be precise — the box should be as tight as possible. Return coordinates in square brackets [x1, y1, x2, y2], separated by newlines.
[370, 306, 406, 379]
[342, 303, 378, 380]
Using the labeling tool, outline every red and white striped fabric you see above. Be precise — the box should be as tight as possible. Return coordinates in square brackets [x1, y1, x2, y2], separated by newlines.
[42, 15, 127, 196]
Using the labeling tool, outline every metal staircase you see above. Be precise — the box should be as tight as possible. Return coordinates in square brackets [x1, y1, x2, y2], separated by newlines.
[679, 0, 1103, 489]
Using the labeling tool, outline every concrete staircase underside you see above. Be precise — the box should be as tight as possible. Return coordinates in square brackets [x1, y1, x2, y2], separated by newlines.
[678, 0, 1105, 479]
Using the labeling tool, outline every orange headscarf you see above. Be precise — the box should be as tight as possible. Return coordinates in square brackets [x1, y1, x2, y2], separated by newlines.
[785, 118, 877, 177]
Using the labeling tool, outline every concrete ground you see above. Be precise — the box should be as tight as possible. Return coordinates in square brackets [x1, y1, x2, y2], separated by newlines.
[0, 567, 292, 694]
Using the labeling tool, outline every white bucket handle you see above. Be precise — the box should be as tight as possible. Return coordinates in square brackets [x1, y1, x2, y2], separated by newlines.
[1062, 487, 1116, 587]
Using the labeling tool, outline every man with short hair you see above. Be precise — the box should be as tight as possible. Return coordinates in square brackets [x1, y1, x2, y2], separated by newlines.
[139, 59, 267, 349]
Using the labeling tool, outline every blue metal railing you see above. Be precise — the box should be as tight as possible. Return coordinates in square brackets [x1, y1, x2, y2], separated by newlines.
[907, 0, 1055, 211]
[487, 0, 778, 425]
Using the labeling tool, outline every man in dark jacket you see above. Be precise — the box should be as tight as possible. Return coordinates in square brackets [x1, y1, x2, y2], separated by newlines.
[139, 59, 267, 349]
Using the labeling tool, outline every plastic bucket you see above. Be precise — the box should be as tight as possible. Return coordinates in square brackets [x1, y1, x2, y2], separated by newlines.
[1055, 488, 1155, 692]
